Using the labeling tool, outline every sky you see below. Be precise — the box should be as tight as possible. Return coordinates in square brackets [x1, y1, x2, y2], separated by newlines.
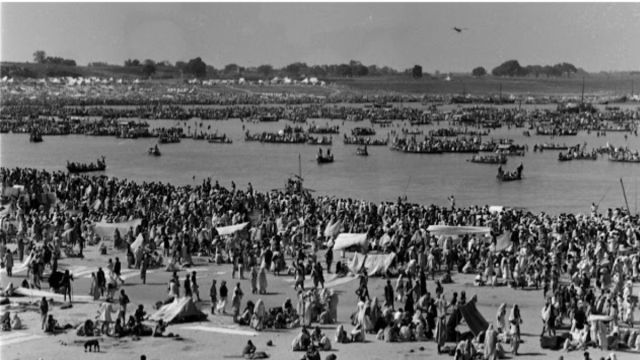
[1, 3, 640, 73]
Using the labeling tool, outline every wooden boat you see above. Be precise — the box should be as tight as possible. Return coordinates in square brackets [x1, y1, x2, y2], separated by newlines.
[67, 156, 106, 173]
[29, 130, 43, 143]
[534, 143, 569, 151]
[497, 164, 523, 182]
[469, 154, 507, 164]
[608, 154, 640, 163]
[316, 149, 334, 164]
[207, 134, 232, 144]
[148, 145, 161, 156]
[158, 135, 180, 144]
[351, 127, 376, 136]
[307, 136, 332, 145]
[356, 146, 368, 156]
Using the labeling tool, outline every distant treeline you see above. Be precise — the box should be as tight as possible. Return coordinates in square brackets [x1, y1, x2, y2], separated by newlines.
[490, 60, 580, 78]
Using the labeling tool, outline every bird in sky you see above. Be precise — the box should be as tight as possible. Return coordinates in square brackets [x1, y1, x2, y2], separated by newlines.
[452, 27, 468, 33]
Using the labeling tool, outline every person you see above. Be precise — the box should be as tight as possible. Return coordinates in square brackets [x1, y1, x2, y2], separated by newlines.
[258, 265, 268, 295]
[140, 254, 148, 285]
[251, 266, 258, 294]
[184, 274, 192, 298]
[191, 271, 201, 301]
[114, 257, 124, 283]
[510, 304, 522, 355]
[118, 289, 130, 323]
[97, 267, 106, 296]
[153, 319, 167, 337]
[61, 269, 73, 303]
[218, 280, 228, 314]
[541, 297, 556, 336]
[384, 279, 394, 309]
[243, 340, 256, 358]
[90, 272, 100, 300]
[40, 297, 48, 330]
[10, 312, 22, 330]
[484, 324, 498, 360]
[232, 282, 244, 318]
[3, 249, 13, 277]
[209, 279, 217, 314]
[325, 247, 333, 274]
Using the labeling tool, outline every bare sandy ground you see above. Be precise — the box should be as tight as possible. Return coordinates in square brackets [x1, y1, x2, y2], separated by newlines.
[1, 245, 639, 360]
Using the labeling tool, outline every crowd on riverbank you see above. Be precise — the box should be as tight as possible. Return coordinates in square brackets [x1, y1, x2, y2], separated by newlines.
[1, 167, 640, 357]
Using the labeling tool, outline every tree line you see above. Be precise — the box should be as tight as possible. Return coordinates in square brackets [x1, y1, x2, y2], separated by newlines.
[32, 50, 76, 67]
[472, 60, 579, 78]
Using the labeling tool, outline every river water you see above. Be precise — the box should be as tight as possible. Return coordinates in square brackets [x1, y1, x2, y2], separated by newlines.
[1, 113, 639, 215]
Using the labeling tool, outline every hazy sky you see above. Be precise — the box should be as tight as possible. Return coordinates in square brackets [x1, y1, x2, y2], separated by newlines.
[2, 3, 640, 72]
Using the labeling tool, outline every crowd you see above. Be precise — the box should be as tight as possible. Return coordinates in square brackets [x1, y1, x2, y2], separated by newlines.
[1, 166, 640, 358]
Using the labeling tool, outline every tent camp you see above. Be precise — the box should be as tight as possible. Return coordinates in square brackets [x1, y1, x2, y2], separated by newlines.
[332, 233, 368, 252]
[347, 253, 396, 276]
[445, 300, 489, 340]
[93, 219, 142, 241]
[149, 297, 207, 324]
[426, 225, 491, 237]
[215, 222, 249, 236]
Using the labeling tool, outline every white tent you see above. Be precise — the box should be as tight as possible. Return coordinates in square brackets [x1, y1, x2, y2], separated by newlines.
[215, 222, 249, 236]
[93, 219, 142, 241]
[130, 233, 144, 253]
[348, 253, 396, 276]
[426, 225, 491, 236]
[333, 233, 368, 251]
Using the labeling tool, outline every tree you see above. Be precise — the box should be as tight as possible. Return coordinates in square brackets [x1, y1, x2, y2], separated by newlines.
[257, 64, 273, 77]
[284, 62, 308, 77]
[412, 65, 423, 78]
[472, 66, 487, 77]
[124, 59, 140, 67]
[492, 60, 526, 77]
[184, 57, 207, 78]
[336, 64, 352, 77]
[33, 50, 46, 64]
[142, 62, 156, 78]
[223, 63, 240, 75]
[350, 60, 369, 77]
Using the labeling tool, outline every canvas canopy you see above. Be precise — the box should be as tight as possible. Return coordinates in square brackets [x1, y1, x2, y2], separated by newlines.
[130, 234, 144, 253]
[93, 219, 142, 241]
[149, 297, 207, 324]
[215, 222, 249, 236]
[447, 300, 489, 336]
[427, 225, 491, 236]
[494, 231, 512, 252]
[324, 219, 343, 239]
[333, 233, 368, 251]
[348, 253, 396, 276]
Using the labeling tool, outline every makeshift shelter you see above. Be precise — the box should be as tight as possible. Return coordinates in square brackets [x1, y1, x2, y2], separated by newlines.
[215, 222, 249, 245]
[332, 233, 368, 252]
[446, 300, 489, 339]
[149, 297, 207, 324]
[324, 219, 343, 239]
[494, 231, 512, 252]
[93, 219, 142, 241]
[347, 253, 396, 276]
[426, 225, 491, 237]
[130, 233, 144, 253]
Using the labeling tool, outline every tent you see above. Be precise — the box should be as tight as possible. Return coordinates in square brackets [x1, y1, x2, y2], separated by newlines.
[93, 219, 142, 241]
[427, 225, 491, 237]
[333, 233, 368, 252]
[130, 233, 144, 253]
[215, 222, 249, 236]
[324, 219, 342, 239]
[446, 300, 489, 338]
[494, 231, 512, 252]
[348, 253, 396, 276]
[149, 297, 207, 324]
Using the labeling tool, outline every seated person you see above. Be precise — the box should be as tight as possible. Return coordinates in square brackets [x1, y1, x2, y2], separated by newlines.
[318, 334, 332, 351]
[335, 324, 350, 344]
[302, 345, 321, 360]
[10, 313, 23, 330]
[44, 315, 63, 334]
[292, 327, 311, 351]
[135, 305, 146, 324]
[243, 340, 256, 357]
[399, 324, 413, 342]
[1, 311, 11, 331]
[350, 323, 365, 343]
[473, 274, 485, 286]
[113, 318, 127, 337]
[311, 326, 324, 343]
[153, 319, 167, 337]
